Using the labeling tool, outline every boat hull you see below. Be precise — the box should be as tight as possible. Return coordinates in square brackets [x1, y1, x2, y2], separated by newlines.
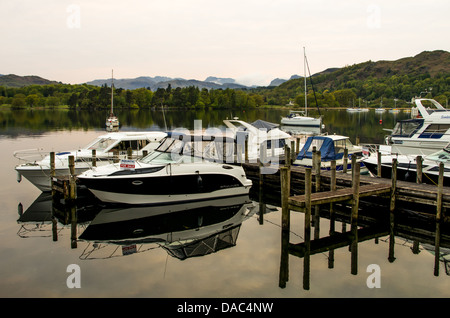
[78, 167, 253, 205]
[281, 117, 321, 127]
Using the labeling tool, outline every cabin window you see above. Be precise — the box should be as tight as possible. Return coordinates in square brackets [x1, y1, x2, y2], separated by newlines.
[391, 119, 423, 137]
[418, 124, 450, 139]
[88, 138, 116, 151]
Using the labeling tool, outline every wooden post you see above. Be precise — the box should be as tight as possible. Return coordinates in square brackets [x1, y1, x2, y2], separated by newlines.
[330, 160, 336, 214]
[68, 155, 76, 201]
[377, 151, 382, 177]
[416, 155, 422, 183]
[70, 205, 77, 249]
[258, 159, 265, 225]
[351, 155, 360, 224]
[92, 149, 96, 167]
[314, 150, 321, 239]
[303, 168, 312, 290]
[113, 149, 119, 163]
[50, 152, 55, 196]
[343, 148, 348, 173]
[296, 137, 300, 154]
[390, 158, 397, 213]
[127, 147, 132, 159]
[291, 140, 296, 162]
[435, 162, 444, 276]
[280, 166, 291, 231]
[284, 144, 291, 167]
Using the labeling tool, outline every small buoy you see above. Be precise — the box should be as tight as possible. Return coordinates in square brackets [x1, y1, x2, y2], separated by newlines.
[379, 119, 382, 124]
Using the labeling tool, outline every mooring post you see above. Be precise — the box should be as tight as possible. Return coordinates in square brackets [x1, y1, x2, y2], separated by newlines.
[314, 150, 321, 239]
[92, 149, 96, 167]
[330, 160, 336, 215]
[377, 151, 382, 177]
[280, 166, 291, 231]
[113, 149, 119, 163]
[68, 155, 76, 201]
[343, 148, 348, 173]
[245, 139, 249, 163]
[390, 158, 397, 213]
[303, 168, 312, 290]
[416, 155, 422, 184]
[127, 147, 132, 159]
[350, 155, 360, 275]
[435, 162, 444, 276]
[284, 144, 291, 167]
[50, 151, 55, 196]
[258, 157, 266, 225]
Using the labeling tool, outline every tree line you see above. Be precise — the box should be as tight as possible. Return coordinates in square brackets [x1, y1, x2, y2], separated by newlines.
[0, 72, 449, 110]
[0, 83, 264, 109]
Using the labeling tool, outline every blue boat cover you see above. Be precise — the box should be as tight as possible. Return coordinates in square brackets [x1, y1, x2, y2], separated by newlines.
[296, 136, 344, 162]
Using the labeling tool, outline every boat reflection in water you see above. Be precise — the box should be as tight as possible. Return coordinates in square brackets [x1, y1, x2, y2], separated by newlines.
[279, 203, 450, 290]
[78, 195, 256, 260]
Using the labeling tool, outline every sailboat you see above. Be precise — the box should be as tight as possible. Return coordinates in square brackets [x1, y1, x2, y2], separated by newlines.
[281, 47, 323, 128]
[106, 70, 120, 130]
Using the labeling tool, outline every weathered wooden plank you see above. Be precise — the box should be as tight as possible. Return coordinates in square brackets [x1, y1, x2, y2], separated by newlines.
[288, 183, 391, 208]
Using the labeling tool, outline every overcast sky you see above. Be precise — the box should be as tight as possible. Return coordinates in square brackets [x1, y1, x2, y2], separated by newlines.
[1, 0, 449, 86]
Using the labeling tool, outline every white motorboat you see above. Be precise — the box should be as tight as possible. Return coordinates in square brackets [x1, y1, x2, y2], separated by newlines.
[14, 131, 167, 192]
[293, 134, 365, 171]
[363, 143, 450, 186]
[223, 118, 293, 161]
[385, 98, 450, 155]
[77, 132, 253, 205]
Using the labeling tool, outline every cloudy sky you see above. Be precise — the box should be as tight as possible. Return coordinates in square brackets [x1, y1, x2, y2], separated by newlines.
[1, 0, 449, 86]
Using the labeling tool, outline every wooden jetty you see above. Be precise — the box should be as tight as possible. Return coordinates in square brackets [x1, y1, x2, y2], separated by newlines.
[242, 146, 449, 289]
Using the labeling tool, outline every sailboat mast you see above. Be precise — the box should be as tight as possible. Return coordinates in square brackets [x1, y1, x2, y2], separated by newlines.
[111, 69, 114, 116]
[304, 47, 307, 116]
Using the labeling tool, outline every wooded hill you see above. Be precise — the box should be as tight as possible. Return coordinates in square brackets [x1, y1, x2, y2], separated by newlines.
[256, 50, 450, 108]
[0, 50, 449, 109]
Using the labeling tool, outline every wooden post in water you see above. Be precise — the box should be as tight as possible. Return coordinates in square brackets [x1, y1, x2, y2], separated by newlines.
[50, 152, 55, 196]
[434, 162, 444, 276]
[296, 137, 300, 154]
[279, 165, 291, 288]
[303, 168, 312, 290]
[329, 160, 337, 269]
[245, 139, 249, 163]
[92, 149, 96, 167]
[350, 155, 360, 275]
[343, 148, 348, 173]
[280, 166, 291, 231]
[291, 140, 296, 163]
[113, 149, 119, 163]
[377, 151, 382, 177]
[284, 144, 291, 167]
[313, 150, 321, 239]
[127, 147, 132, 159]
[388, 158, 397, 264]
[68, 155, 76, 201]
[416, 155, 422, 184]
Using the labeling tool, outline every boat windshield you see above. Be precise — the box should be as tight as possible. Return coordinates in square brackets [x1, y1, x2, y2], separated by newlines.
[87, 138, 117, 151]
[426, 144, 450, 163]
[391, 119, 423, 137]
[140, 137, 184, 164]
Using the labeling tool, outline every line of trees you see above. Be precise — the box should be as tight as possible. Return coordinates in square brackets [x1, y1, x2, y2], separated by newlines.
[0, 83, 264, 109]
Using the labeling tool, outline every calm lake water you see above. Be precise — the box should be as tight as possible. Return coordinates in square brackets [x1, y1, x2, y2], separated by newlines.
[0, 108, 448, 300]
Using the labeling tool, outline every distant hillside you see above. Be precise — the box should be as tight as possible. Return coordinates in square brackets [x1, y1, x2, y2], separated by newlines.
[0, 74, 60, 87]
[86, 75, 248, 91]
[262, 50, 450, 105]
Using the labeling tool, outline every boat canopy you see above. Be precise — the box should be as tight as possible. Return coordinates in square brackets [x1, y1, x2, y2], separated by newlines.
[297, 136, 345, 162]
[250, 119, 280, 131]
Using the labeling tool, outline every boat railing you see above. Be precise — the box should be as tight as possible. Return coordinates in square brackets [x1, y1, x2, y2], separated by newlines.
[13, 148, 47, 163]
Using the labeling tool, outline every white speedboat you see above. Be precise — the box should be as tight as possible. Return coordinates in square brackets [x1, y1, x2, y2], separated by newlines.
[15, 131, 167, 192]
[77, 132, 253, 205]
[293, 135, 365, 171]
[385, 98, 450, 155]
[363, 143, 450, 186]
[223, 118, 293, 161]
